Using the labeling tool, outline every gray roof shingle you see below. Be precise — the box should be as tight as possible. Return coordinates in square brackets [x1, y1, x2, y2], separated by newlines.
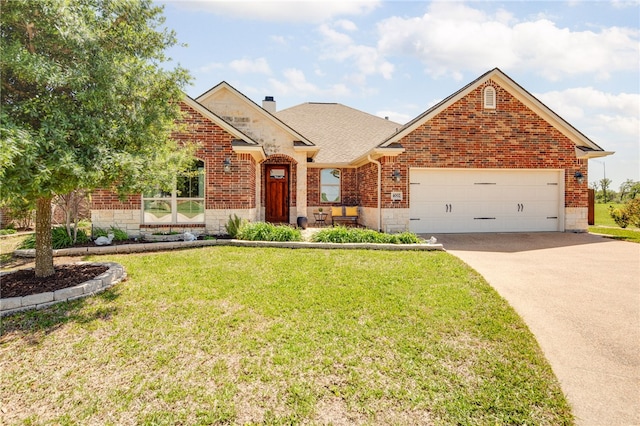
[275, 103, 401, 164]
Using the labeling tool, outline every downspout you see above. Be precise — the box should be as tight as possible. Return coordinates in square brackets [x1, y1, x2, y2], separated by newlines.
[367, 155, 382, 231]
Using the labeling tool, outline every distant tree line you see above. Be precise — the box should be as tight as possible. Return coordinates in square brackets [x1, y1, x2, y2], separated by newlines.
[590, 179, 640, 204]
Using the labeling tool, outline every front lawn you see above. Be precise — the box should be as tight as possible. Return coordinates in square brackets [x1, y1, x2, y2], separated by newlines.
[1, 247, 572, 425]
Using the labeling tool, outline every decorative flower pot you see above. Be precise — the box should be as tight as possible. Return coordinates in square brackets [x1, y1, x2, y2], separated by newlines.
[297, 216, 308, 229]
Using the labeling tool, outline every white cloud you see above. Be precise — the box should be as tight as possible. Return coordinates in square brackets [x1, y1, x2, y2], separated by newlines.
[318, 22, 394, 80]
[375, 110, 412, 124]
[268, 69, 353, 99]
[268, 68, 320, 96]
[537, 88, 639, 184]
[229, 57, 272, 75]
[172, 0, 380, 23]
[335, 19, 358, 32]
[196, 62, 224, 73]
[536, 87, 639, 137]
[376, 2, 639, 81]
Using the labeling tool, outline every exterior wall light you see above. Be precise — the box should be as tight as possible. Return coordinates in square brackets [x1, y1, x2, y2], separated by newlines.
[223, 157, 232, 173]
[391, 169, 402, 182]
[574, 171, 584, 184]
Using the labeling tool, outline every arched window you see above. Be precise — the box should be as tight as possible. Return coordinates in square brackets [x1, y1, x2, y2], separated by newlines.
[483, 86, 496, 109]
[142, 159, 205, 223]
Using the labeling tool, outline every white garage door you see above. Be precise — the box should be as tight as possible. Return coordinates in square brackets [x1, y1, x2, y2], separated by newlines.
[409, 169, 563, 233]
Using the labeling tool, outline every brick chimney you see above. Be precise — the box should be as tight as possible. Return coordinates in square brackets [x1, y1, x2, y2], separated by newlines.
[262, 96, 276, 113]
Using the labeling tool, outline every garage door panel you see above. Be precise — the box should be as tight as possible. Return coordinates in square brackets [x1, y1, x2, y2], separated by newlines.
[409, 169, 561, 233]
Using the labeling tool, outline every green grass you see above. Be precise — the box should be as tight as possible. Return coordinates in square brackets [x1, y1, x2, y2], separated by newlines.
[590, 203, 640, 243]
[0, 234, 29, 265]
[589, 226, 640, 243]
[593, 203, 624, 227]
[1, 247, 572, 425]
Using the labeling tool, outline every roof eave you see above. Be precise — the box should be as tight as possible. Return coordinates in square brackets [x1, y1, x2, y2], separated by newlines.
[576, 149, 615, 159]
[351, 146, 406, 167]
[231, 140, 267, 162]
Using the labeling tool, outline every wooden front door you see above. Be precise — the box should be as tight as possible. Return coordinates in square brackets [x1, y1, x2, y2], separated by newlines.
[265, 165, 289, 223]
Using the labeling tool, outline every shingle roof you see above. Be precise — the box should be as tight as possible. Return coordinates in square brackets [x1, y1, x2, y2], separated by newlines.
[275, 103, 401, 164]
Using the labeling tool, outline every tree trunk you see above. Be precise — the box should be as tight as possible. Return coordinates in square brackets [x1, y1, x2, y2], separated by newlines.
[35, 196, 55, 277]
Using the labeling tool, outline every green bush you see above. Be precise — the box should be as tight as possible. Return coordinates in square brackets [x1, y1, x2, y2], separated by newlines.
[311, 226, 421, 244]
[0, 229, 17, 236]
[609, 199, 640, 229]
[237, 222, 302, 242]
[93, 226, 129, 241]
[19, 226, 91, 250]
[609, 206, 629, 228]
[225, 214, 245, 238]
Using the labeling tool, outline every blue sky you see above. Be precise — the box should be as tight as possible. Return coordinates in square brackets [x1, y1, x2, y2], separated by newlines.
[157, 0, 639, 190]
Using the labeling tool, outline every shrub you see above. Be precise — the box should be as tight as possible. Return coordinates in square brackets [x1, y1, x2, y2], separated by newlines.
[237, 222, 302, 242]
[311, 226, 421, 244]
[609, 206, 629, 228]
[225, 214, 245, 238]
[609, 199, 640, 229]
[0, 229, 17, 236]
[94, 226, 129, 241]
[19, 226, 91, 250]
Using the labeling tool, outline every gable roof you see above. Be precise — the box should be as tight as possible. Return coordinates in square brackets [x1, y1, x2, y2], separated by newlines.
[275, 102, 401, 164]
[196, 81, 315, 147]
[380, 68, 613, 159]
[181, 95, 266, 162]
[181, 95, 259, 144]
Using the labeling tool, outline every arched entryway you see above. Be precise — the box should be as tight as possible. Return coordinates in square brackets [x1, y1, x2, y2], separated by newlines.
[262, 155, 297, 224]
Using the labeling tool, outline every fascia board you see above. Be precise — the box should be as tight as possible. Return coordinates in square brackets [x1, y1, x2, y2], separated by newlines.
[350, 147, 406, 167]
[231, 144, 267, 162]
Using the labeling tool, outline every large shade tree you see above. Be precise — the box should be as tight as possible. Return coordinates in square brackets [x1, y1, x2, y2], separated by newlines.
[1, 0, 192, 276]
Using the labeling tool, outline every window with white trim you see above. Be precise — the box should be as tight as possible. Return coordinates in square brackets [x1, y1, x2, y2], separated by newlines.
[483, 86, 496, 109]
[142, 159, 205, 223]
[320, 168, 341, 203]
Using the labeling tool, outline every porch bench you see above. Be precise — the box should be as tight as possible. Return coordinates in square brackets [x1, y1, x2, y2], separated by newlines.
[331, 206, 359, 226]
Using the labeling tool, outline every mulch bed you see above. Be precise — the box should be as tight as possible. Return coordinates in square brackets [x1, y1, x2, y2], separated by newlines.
[1, 264, 109, 298]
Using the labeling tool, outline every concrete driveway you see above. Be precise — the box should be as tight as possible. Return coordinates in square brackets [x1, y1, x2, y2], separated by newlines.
[435, 232, 639, 426]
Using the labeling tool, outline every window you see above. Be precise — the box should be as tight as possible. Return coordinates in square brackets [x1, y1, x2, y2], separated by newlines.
[483, 86, 496, 109]
[320, 168, 340, 203]
[143, 159, 205, 223]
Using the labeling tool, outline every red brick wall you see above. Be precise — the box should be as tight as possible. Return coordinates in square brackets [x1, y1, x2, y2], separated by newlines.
[356, 163, 378, 208]
[91, 191, 140, 209]
[385, 81, 587, 208]
[92, 101, 258, 211]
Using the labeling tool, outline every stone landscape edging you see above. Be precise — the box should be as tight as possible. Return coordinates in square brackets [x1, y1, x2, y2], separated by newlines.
[1, 262, 126, 316]
[13, 238, 443, 258]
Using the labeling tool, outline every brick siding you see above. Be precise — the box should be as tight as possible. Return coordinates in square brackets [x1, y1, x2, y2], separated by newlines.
[377, 81, 587, 209]
[92, 101, 259, 212]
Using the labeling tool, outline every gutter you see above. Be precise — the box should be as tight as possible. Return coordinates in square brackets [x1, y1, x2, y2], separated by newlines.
[368, 155, 382, 231]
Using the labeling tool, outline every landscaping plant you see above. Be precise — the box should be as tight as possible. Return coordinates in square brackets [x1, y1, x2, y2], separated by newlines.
[608, 199, 640, 229]
[19, 226, 90, 250]
[312, 226, 421, 244]
[225, 214, 245, 238]
[93, 226, 129, 241]
[236, 222, 302, 242]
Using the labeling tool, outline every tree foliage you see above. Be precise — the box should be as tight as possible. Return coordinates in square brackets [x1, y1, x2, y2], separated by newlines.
[1, 0, 192, 275]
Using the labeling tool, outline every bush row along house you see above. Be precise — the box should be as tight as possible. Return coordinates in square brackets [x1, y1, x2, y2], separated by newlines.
[91, 68, 612, 236]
